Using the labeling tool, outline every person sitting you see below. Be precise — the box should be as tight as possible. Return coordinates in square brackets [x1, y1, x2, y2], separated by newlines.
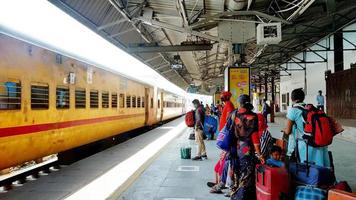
[266, 145, 284, 168]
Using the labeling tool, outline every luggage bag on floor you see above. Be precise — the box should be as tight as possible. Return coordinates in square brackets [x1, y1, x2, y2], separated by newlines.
[295, 186, 327, 200]
[256, 164, 289, 200]
[180, 147, 191, 159]
[289, 139, 335, 187]
[203, 115, 218, 139]
[328, 189, 356, 200]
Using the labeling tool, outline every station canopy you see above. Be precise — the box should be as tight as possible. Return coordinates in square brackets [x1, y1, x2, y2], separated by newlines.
[50, 0, 356, 94]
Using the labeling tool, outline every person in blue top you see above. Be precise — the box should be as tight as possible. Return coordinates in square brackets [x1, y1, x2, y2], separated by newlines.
[282, 89, 330, 167]
[316, 90, 325, 111]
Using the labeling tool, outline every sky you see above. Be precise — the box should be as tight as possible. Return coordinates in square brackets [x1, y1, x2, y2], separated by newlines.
[0, 0, 186, 96]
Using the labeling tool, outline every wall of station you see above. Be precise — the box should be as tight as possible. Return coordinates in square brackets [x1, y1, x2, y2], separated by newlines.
[279, 23, 356, 112]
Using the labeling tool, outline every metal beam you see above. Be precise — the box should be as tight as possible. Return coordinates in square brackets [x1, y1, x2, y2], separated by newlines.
[144, 55, 162, 63]
[97, 18, 128, 30]
[110, 27, 137, 37]
[192, 10, 292, 29]
[196, 52, 225, 61]
[127, 44, 213, 53]
[136, 17, 220, 42]
[155, 63, 170, 70]
[176, 0, 189, 26]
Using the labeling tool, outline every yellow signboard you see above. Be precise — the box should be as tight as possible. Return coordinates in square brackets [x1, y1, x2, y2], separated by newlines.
[228, 67, 250, 107]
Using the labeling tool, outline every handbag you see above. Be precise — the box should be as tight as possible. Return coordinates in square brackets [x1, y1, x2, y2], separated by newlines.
[216, 111, 236, 151]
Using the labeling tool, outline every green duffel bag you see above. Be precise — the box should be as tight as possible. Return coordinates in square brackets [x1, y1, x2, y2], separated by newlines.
[180, 147, 191, 159]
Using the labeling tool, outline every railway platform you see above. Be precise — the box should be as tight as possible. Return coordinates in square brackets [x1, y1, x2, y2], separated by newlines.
[118, 117, 356, 200]
[1, 116, 356, 200]
[0, 117, 187, 200]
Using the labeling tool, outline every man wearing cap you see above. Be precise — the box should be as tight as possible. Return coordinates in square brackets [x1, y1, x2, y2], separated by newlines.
[192, 99, 207, 161]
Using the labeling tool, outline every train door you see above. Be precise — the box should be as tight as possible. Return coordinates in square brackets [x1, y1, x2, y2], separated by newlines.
[160, 92, 164, 121]
[144, 88, 149, 125]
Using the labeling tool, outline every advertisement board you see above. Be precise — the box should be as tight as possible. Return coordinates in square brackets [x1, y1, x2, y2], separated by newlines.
[228, 67, 250, 107]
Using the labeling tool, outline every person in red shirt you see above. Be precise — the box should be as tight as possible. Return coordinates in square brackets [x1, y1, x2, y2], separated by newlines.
[219, 91, 235, 131]
[208, 91, 235, 193]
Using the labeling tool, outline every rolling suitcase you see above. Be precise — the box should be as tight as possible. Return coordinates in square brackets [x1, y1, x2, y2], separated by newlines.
[289, 139, 335, 187]
[256, 164, 289, 200]
[328, 189, 356, 200]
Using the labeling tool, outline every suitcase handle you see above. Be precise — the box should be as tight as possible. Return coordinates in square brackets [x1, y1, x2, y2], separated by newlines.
[256, 165, 265, 186]
[295, 138, 310, 176]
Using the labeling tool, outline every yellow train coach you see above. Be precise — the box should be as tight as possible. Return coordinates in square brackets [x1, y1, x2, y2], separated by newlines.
[0, 32, 185, 170]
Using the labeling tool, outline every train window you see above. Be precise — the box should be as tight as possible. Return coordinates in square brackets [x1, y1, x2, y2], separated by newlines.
[126, 95, 131, 108]
[132, 96, 136, 108]
[119, 93, 125, 108]
[56, 86, 70, 109]
[102, 92, 109, 108]
[90, 90, 99, 108]
[142, 96, 145, 108]
[158, 99, 160, 108]
[75, 89, 86, 108]
[31, 84, 49, 109]
[137, 97, 141, 108]
[150, 98, 153, 108]
[0, 81, 21, 110]
[112, 93, 117, 108]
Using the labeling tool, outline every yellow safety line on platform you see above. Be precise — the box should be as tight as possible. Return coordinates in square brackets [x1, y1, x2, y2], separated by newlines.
[65, 121, 186, 200]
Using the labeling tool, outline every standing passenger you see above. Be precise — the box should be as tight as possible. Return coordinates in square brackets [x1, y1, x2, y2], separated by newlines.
[208, 91, 235, 193]
[192, 99, 207, 161]
[219, 91, 235, 131]
[316, 90, 325, 111]
[262, 99, 270, 123]
[230, 94, 259, 200]
[283, 89, 330, 167]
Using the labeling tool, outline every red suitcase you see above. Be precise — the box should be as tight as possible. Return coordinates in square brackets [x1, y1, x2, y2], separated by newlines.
[256, 164, 289, 200]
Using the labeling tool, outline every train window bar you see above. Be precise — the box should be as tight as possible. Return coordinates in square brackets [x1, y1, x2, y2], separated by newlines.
[126, 95, 131, 108]
[90, 90, 99, 108]
[0, 81, 21, 110]
[112, 93, 117, 108]
[31, 84, 49, 109]
[102, 92, 109, 108]
[137, 97, 141, 108]
[150, 98, 153, 108]
[142, 96, 145, 108]
[119, 93, 125, 108]
[56, 86, 70, 109]
[75, 89, 86, 109]
[158, 99, 160, 109]
[132, 96, 136, 108]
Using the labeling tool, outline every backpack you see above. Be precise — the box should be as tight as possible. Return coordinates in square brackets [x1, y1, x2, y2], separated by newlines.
[233, 110, 258, 140]
[295, 104, 334, 147]
[185, 110, 195, 127]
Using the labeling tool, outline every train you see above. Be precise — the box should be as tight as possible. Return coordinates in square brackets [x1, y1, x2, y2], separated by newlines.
[0, 31, 186, 171]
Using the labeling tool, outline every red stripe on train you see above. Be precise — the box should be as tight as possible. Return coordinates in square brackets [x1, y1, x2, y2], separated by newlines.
[0, 113, 144, 138]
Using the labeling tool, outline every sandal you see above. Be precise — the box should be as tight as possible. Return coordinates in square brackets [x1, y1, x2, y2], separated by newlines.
[210, 184, 223, 194]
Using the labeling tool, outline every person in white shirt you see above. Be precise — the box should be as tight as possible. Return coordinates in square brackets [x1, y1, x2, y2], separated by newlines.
[316, 90, 325, 111]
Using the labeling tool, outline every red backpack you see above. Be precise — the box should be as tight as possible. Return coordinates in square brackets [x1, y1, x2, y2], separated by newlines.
[296, 104, 334, 147]
[185, 110, 195, 127]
